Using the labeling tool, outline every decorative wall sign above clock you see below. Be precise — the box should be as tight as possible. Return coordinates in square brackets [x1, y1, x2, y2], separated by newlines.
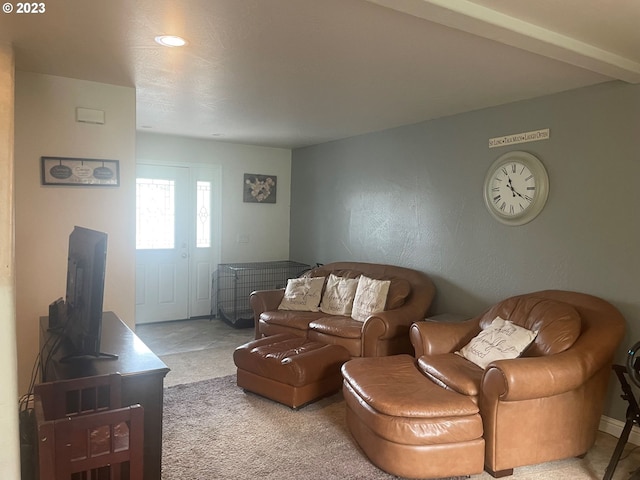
[483, 151, 549, 226]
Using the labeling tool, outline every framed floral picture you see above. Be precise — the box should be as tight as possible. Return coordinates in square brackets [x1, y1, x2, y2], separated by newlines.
[243, 173, 277, 203]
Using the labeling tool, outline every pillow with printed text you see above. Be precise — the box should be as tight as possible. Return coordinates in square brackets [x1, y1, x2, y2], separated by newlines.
[351, 275, 391, 322]
[277, 277, 326, 312]
[320, 274, 359, 315]
[456, 316, 538, 369]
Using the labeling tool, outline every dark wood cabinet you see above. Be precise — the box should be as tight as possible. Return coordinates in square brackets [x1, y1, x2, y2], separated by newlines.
[40, 312, 170, 480]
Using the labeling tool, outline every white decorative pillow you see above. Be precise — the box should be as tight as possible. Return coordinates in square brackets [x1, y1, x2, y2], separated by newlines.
[320, 274, 359, 315]
[456, 316, 538, 369]
[278, 277, 326, 312]
[351, 275, 391, 322]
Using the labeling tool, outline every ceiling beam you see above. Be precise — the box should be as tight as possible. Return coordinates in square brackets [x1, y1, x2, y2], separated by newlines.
[365, 0, 640, 83]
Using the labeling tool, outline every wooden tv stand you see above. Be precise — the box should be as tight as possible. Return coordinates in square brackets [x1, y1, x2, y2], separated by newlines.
[39, 311, 170, 480]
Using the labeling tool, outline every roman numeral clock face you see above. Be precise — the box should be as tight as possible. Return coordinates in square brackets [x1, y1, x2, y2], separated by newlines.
[483, 151, 549, 226]
[491, 163, 535, 215]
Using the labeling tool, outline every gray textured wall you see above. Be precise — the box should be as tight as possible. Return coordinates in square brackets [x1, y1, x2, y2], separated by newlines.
[290, 81, 640, 421]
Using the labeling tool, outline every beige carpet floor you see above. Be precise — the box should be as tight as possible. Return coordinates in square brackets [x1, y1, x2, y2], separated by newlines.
[163, 374, 469, 480]
[137, 319, 640, 479]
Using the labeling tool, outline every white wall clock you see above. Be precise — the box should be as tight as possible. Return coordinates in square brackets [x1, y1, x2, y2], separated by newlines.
[483, 151, 549, 226]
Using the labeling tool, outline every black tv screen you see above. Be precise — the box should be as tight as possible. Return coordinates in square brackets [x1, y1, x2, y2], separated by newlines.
[64, 226, 108, 358]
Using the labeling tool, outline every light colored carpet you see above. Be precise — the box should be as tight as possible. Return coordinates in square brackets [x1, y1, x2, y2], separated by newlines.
[163, 374, 467, 480]
[162, 370, 640, 480]
[145, 318, 640, 480]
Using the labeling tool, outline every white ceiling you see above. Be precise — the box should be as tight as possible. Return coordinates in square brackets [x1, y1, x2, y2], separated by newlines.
[1, 0, 638, 148]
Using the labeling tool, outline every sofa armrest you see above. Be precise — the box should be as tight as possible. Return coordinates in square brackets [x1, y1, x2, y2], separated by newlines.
[409, 319, 480, 357]
[482, 348, 615, 402]
[483, 355, 575, 402]
[249, 289, 284, 339]
[360, 301, 432, 356]
[482, 307, 625, 402]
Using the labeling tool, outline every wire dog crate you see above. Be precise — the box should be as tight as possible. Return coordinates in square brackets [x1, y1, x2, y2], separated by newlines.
[212, 260, 311, 328]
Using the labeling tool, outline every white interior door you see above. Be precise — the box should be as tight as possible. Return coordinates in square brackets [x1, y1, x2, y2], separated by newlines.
[135, 164, 220, 324]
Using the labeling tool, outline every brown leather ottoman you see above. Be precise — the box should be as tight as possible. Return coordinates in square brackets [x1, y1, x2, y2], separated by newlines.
[341, 354, 485, 479]
[233, 333, 351, 408]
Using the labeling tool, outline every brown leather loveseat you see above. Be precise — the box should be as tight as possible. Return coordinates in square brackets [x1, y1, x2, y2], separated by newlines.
[249, 261, 435, 357]
[342, 290, 626, 478]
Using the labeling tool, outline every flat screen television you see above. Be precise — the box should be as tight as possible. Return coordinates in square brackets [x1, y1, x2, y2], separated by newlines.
[62, 226, 116, 360]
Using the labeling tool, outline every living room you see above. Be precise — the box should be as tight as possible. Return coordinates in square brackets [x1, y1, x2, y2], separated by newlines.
[1, 1, 640, 478]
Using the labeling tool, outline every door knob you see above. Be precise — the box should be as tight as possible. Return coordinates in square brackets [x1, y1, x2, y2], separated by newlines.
[181, 253, 188, 258]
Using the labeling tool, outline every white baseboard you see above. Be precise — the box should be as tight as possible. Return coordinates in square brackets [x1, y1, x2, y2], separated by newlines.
[600, 414, 640, 446]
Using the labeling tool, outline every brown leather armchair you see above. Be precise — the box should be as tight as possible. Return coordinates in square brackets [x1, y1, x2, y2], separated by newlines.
[250, 261, 435, 357]
[410, 290, 626, 477]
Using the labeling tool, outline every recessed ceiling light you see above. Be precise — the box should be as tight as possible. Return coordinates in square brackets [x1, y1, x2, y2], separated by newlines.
[154, 35, 187, 47]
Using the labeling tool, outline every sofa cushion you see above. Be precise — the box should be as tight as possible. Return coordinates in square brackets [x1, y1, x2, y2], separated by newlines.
[417, 353, 484, 397]
[351, 276, 391, 322]
[319, 274, 359, 315]
[260, 310, 325, 332]
[278, 277, 325, 312]
[342, 355, 480, 419]
[479, 296, 582, 356]
[456, 316, 537, 369]
[305, 267, 411, 310]
[309, 316, 364, 339]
